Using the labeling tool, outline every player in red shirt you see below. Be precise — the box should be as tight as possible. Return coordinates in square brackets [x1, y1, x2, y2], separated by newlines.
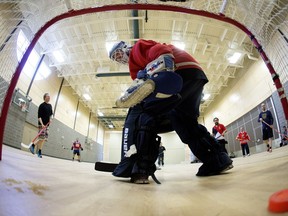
[236, 127, 251, 157]
[71, 138, 83, 162]
[212, 117, 228, 153]
[109, 39, 233, 183]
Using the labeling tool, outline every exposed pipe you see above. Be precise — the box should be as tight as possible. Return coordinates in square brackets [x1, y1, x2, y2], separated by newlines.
[96, 72, 129, 77]
[53, 77, 65, 116]
[131, 0, 140, 42]
[219, 0, 228, 15]
[247, 54, 258, 61]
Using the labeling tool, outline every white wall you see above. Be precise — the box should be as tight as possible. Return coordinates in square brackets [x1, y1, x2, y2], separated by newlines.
[104, 131, 186, 164]
[204, 59, 274, 130]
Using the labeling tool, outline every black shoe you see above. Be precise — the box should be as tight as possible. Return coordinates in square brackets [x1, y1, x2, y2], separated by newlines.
[196, 153, 233, 176]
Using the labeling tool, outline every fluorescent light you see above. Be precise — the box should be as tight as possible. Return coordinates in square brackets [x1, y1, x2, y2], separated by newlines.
[53, 50, 65, 63]
[203, 93, 210, 100]
[83, 93, 91, 100]
[172, 41, 185, 50]
[228, 52, 242, 64]
[230, 94, 240, 102]
[97, 111, 104, 116]
[108, 124, 114, 128]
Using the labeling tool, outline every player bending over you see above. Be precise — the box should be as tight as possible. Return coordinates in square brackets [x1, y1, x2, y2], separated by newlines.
[108, 39, 233, 184]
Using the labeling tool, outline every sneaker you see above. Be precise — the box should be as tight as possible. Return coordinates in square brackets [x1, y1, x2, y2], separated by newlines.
[37, 150, 42, 158]
[130, 174, 149, 184]
[267, 146, 272, 152]
[29, 144, 35, 154]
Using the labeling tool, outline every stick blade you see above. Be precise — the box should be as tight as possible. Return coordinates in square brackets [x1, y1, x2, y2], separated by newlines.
[21, 142, 32, 149]
[95, 162, 118, 172]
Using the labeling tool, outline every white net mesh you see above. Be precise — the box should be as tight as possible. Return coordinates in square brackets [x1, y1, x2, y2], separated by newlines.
[0, 0, 287, 121]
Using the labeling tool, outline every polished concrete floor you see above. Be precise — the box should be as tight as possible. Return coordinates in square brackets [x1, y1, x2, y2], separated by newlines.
[0, 144, 288, 216]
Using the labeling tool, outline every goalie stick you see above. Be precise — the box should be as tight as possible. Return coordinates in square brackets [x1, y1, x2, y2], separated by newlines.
[94, 161, 161, 184]
[95, 161, 118, 172]
[21, 122, 50, 149]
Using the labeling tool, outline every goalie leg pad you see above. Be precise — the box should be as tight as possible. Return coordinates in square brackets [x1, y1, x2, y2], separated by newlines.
[132, 113, 161, 175]
[113, 105, 142, 177]
[171, 111, 220, 162]
[171, 111, 232, 176]
[116, 79, 155, 108]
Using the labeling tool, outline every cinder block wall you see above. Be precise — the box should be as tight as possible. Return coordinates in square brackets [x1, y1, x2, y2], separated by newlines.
[4, 96, 103, 163]
[3, 102, 26, 148]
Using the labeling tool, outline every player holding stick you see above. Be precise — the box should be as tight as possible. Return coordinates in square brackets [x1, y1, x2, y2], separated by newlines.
[258, 103, 274, 152]
[236, 127, 251, 157]
[29, 93, 53, 158]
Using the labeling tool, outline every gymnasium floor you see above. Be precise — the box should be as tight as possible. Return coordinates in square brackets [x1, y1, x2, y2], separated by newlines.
[0, 144, 287, 216]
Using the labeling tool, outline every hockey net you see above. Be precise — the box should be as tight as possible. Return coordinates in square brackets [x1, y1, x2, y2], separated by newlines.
[0, 0, 288, 158]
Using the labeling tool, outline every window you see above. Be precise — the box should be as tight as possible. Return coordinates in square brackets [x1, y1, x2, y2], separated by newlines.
[17, 30, 51, 80]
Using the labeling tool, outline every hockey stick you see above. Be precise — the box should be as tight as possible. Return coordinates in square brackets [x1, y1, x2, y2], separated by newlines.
[95, 161, 118, 172]
[21, 122, 50, 148]
[251, 138, 261, 143]
[261, 120, 288, 140]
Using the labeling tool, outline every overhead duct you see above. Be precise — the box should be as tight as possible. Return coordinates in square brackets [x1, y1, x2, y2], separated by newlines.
[131, 1, 140, 42]
[96, 72, 130, 77]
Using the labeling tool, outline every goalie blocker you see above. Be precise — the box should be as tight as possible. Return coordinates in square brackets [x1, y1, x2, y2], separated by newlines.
[115, 54, 180, 108]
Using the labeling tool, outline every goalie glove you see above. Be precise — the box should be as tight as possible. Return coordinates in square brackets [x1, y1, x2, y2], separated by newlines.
[115, 78, 155, 108]
[136, 54, 175, 80]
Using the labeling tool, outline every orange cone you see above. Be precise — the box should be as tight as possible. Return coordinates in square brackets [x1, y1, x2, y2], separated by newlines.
[268, 189, 288, 213]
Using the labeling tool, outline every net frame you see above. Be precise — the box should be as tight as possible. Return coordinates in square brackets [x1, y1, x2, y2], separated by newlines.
[0, 1, 287, 160]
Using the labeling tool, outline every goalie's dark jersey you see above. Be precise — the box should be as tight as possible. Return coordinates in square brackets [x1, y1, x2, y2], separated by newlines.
[129, 39, 203, 80]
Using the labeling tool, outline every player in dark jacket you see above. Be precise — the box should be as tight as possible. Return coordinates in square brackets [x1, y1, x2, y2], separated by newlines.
[258, 103, 274, 152]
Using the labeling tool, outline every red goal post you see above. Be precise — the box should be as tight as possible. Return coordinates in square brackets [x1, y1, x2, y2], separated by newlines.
[0, 1, 287, 160]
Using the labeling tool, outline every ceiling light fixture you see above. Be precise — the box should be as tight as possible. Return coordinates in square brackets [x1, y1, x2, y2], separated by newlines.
[52, 50, 65, 63]
[230, 94, 240, 102]
[83, 93, 91, 101]
[228, 52, 242, 64]
[97, 111, 104, 116]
